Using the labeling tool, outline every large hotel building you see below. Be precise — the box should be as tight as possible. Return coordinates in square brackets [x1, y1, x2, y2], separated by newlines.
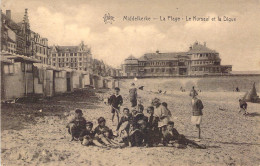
[122, 41, 232, 77]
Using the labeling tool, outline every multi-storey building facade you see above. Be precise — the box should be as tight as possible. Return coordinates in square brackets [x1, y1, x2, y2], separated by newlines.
[49, 42, 93, 71]
[122, 41, 232, 77]
[1, 9, 49, 64]
[31, 31, 49, 64]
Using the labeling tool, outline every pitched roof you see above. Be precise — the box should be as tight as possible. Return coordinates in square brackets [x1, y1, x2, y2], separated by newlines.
[139, 52, 187, 61]
[188, 41, 218, 54]
[1, 12, 22, 31]
[126, 55, 138, 60]
[124, 55, 139, 64]
[50, 45, 91, 53]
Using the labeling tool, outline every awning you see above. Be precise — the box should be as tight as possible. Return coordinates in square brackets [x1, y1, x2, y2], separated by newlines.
[3, 54, 41, 63]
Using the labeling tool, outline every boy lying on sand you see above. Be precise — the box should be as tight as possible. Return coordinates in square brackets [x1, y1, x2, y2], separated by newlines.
[163, 121, 206, 149]
[66, 109, 87, 141]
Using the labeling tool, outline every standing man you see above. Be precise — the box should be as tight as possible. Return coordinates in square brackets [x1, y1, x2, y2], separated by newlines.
[129, 83, 138, 107]
[109, 87, 123, 124]
[190, 94, 204, 140]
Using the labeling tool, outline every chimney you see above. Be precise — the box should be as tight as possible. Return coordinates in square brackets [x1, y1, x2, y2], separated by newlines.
[6, 10, 11, 19]
[204, 42, 206, 46]
[189, 45, 192, 50]
[156, 50, 159, 54]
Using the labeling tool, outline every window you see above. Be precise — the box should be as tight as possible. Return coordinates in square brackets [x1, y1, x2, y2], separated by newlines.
[52, 54, 56, 57]
[53, 63, 56, 66]
[4, 64, 14, 74]
[62, 53, 65, 56]
[56, 71, 63, 78]
[53, 58, 56, 61]
[151, 68, 154, 72]
[26, 63, 33, 72]
[70, 53, 73, 56]
[79, 62, 82, 66]
[162, 68, 165, 72]
[200, 54, 202, 57]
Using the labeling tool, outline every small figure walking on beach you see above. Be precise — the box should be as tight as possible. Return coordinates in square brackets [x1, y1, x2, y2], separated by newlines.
[190, 94, 204, 140]
[189, 86, 198, 97]
[239, 99, 248, 115]
[108, 87, 123, 124]
[129, 83, 138, 107]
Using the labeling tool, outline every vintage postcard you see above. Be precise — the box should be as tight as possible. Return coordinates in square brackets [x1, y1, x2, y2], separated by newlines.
[1, 0, 260, 165]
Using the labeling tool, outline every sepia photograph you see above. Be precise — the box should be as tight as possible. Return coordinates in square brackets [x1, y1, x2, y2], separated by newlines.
[1, 0, 260, 165]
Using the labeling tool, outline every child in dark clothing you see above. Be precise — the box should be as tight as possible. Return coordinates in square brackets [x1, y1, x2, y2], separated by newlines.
[117, 108, 133, 133]
[108, 87, 123, 124]
[66, 109, 87, 141]
[239, 99, 248, 115]
[147, 106, 160, 146]
[163, 121, 206, 149]
[94, 117, 122, 147]
[79, 122, 105, 147]
[129, 120, 149, 147]
[131, 108, 148, 130]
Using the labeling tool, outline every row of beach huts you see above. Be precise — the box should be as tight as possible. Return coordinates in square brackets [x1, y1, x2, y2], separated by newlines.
[1, 52, 119, 101]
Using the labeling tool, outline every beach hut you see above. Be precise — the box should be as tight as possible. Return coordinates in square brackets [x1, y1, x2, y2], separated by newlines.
[54, 69, 67, 94]
[107, 79, 115, 89]
[1, 52, 41, 100]
[92, 75, 104, 89]
[71, 70, 82, 89]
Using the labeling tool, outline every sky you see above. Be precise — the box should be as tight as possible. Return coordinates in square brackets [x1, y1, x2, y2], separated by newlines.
[1, 0, 260, 70]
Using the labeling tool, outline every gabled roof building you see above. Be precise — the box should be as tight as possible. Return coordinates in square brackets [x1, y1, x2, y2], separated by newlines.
[122, 41, 232, 77]
[49, 41, 93, 72]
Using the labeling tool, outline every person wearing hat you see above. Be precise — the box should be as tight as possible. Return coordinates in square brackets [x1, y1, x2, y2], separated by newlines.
[66, 109, 87, 141]
[129, 83, 138, 107]
[108, 87, 123, 124]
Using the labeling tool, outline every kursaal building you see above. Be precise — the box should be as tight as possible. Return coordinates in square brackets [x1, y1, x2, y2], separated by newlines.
[122, 41, 232, 77]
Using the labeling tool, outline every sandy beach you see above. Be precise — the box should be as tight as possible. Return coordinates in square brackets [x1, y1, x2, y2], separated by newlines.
[1, 78, 260, 166]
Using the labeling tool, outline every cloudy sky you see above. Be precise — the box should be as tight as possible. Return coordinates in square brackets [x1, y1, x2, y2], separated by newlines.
[1, 0, 260, 70]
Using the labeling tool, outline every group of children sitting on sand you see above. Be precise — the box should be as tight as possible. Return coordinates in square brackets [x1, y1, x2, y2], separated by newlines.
[66, 87, 206, 149]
